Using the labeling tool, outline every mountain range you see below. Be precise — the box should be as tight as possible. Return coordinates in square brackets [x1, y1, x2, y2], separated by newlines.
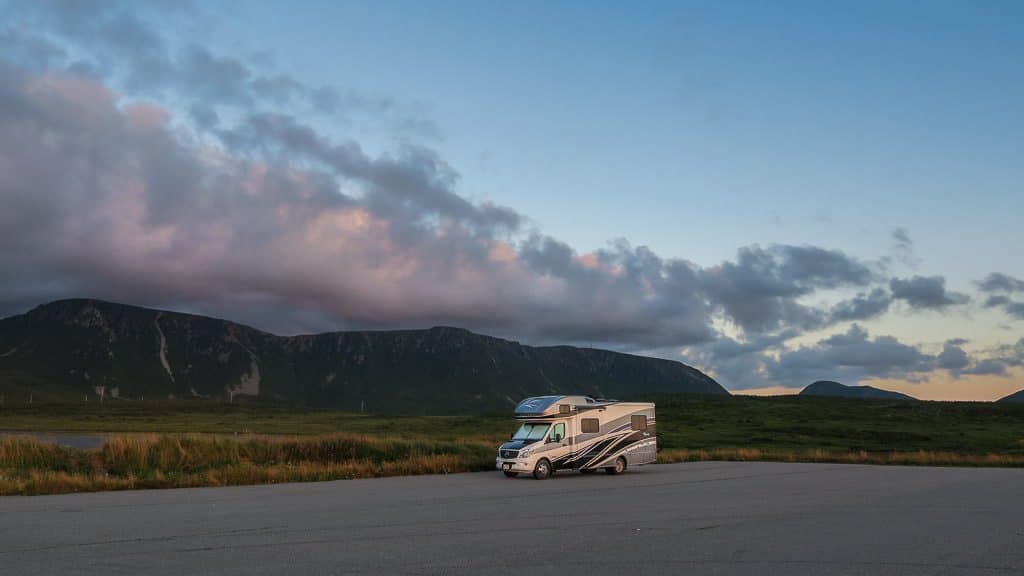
[0, 299, 727, 413]
[799, 380, 917, 401]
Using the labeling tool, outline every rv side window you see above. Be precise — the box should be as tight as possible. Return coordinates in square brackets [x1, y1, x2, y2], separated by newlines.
[551, 422, 565, 442]
[581, 418, 600, 433]
[631, 415, 648, 431]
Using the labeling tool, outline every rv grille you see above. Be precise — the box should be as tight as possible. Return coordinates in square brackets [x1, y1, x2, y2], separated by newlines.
[500, 449, 519, 459]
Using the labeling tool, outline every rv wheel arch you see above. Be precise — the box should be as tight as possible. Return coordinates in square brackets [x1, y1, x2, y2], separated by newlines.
[533, 458, 552, 480]
[605, 456, 627, 475]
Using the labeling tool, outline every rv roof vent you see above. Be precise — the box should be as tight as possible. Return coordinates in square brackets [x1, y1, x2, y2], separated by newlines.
[558, 404, 571, 414]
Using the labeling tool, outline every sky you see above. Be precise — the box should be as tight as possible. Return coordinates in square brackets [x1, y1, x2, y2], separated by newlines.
[1, 0, 1022, 400]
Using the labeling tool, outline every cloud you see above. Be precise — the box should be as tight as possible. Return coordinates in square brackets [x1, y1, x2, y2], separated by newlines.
[4, 1, 437, 137]
[179, 44, 252, 104]
[919, 337, 1022, 380]
[0, 61, 725, 348]
[889, 275, 969, 310]
[962, 359, 1009, 377]
[696, 323, 934, 390]
[828, 288, 892, 322]
[1005, 303, 1024, 320]
[937, 339, 969, 372]
[0, 1, 895, 353]
[0, 53, 912, 356]
[890, 227, 920, 268]
[958, 338, 1024, 377]
[764, 324, 935, 386]
[700, 245, 875, 333]
[217, 112, 518, 236]
[978, 273, 1024, 321]
[691, 325, 1023, 389]
[978, 273, 1024, 293]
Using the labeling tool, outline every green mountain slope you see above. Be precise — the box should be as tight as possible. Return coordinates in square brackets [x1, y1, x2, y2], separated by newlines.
[0, 299, 726, 412]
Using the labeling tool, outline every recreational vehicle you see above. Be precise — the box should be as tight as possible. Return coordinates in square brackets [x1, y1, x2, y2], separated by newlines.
[495, 395, 657, 479]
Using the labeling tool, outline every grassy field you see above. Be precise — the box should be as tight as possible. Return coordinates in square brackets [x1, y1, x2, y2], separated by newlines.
[0, 401, 512, 439]
[2, 394, 1023, 495]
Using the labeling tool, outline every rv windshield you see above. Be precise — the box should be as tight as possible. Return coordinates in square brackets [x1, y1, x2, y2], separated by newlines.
[512, 423, 550, 441]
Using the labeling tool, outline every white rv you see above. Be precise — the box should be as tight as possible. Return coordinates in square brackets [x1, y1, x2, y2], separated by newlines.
[495, 395, 657, 479]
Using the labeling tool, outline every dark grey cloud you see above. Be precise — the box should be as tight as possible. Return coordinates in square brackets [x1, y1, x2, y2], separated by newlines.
[693, 327, 1023, 390]
[962, 359, 1008, 377]
[937, 339, 969, 372]
[959, 339, 1024, 377]
[1005, 302, 1024, 320]
[978, 273, 1024, 321]
[687, 323, 944, 390]
[682, 330, 800, 389]
[700, 245, 874, 333]
[179, 44, 252, 104]
[764, 324, 935, 386]
[979, 273, 1024, 293]
[188, 103, 218, 128]
[249, 74, 304, 106]
[889, 275, 969, 310]
[828, 288, 892, 322]
[913, 336, 1022, 380]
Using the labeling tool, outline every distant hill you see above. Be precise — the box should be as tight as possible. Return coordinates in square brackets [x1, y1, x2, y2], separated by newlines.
[799, 380, 916, 401]
[997, 389, 1024, 404]
[0, 299, 727, 413]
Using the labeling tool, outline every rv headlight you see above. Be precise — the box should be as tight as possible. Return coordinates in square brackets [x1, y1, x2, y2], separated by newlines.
[518, 449, 531, 459]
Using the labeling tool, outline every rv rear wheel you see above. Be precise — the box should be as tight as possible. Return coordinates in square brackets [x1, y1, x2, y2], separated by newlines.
[533, 458, 552, 480]
[605, 457, 626, 475]
[503, 471, 518, 478]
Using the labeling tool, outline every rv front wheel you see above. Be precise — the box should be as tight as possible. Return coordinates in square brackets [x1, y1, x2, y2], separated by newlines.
[605, 457, 626, 475]
[533, 458, 552, 480]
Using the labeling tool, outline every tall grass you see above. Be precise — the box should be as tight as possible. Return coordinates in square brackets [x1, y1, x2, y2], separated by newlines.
[5, 433, 1024, 496]
[0, 433, 496, 496]
[657, 447, 1024, 467]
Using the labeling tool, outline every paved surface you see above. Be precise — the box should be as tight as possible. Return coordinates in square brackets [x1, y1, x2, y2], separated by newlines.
[2, 462, 1023, 575]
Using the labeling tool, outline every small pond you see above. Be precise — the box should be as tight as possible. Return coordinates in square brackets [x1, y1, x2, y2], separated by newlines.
[0, 432, 109, 450]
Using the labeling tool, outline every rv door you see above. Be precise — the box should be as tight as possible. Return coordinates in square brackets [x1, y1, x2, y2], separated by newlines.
[565, 416, 576, 460]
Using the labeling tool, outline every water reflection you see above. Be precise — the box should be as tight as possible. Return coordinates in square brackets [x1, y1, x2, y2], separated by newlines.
[0, 432, 108, 449]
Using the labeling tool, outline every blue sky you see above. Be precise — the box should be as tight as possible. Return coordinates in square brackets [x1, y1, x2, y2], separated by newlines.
[201, 0, 1024, 272]
[1, 1, 1022, 399]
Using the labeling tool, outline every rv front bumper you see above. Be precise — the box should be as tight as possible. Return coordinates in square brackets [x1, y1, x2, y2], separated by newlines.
[496, 458, 533, 473]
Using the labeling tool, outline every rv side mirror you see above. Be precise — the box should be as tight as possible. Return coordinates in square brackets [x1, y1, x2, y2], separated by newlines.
[510, 433, 514, 440]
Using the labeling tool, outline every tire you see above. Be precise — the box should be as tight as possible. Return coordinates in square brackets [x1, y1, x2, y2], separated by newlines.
[503, 471, 518, 478]
[532, 458, 552, 480]
[605, 456, 626, 475]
